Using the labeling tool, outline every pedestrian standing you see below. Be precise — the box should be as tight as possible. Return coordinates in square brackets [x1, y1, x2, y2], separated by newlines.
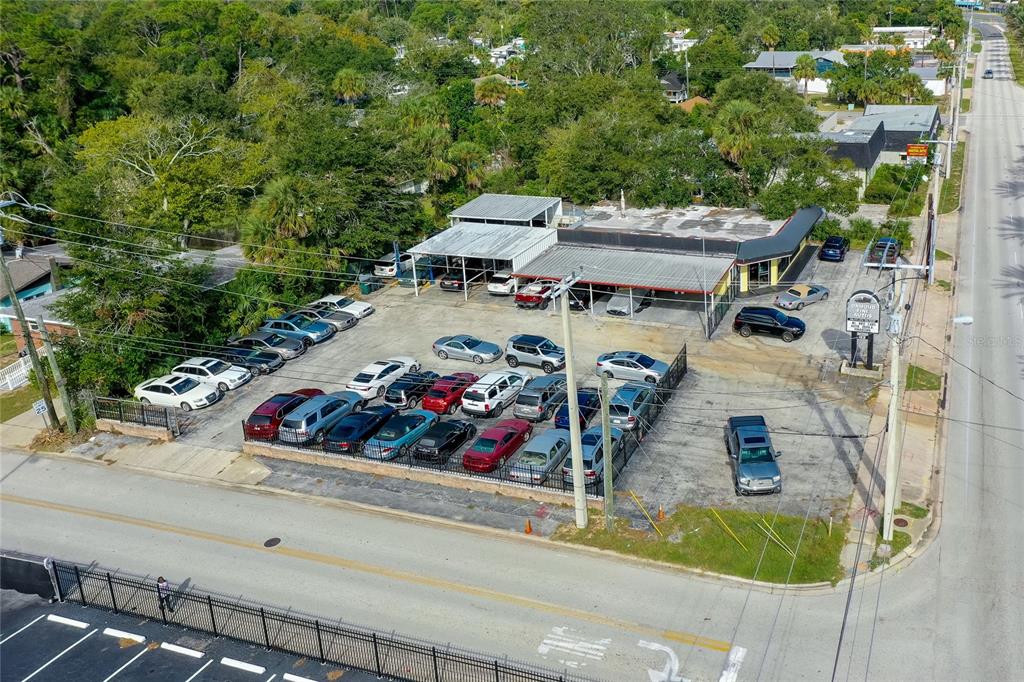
[157, 576, 174, 612]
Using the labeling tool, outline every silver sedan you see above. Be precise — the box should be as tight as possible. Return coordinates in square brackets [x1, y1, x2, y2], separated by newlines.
[432, 334, 503, 364]
[595, 351, 669, 384]
[774, 284, 829, 311]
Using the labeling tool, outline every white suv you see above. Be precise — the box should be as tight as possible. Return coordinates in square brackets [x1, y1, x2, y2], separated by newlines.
[171, 357, 252, 393]
[346, 356, 421, 399]
[373, 253, 415, 277]
[487, 271, 517, 296]
[461, 369, 533, 417]
[311, 294, 375, 318]
[134, 375, 221, 411]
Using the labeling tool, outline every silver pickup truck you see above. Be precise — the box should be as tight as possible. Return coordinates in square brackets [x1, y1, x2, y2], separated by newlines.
[725, 416, 783, 495]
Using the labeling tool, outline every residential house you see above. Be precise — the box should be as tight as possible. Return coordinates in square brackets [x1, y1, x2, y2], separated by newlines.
[850, 104, 941, 164]
[489, 38, 526, 67]
[820, 121, 886, 198]
[743, 50, 846, 94]
[677, 95, 710, 113]
[663, 31, 698, 54]
[870, 26, 936, 50]
[0, 245, 72, 313]
[909, 66, 948, 96]
[660, 71, 686, 104]
[0, 287, 76, 351]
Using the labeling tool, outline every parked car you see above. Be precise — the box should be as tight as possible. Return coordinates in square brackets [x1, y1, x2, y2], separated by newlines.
[983, 68, 994, 79]
[565, 286, 593, 311]
[384, 371, 441, 409]
[774, 284, 829, 311]
[563, 425, 623, 485]
[310, 294, 375, 318]
[243, 389, 324, 441]
[346, 357, 421, 399]
[514, 280, 557, 309]
[818, 235, 850, 262]
[733, 306, 806, 343]
[324, 405, 395, 454]
[595, 351, 668, 384]
[364, 409, 438, 460]
[260, 313, 334, 346]
[216, 347, 284, 375]
[438, 270, 478, 291]
[513, 374, 567, 421]
[412, 419, 477, 464]
[292, 307, 358, 332]
[461, 370, 532, 417]
[228, 331, 305, 360]
[134, 375, 220, 412]
[462, 419, 533, 473]
[278, 391, 364, 445]
[554, 388, 601, 430]
[505, 334, 565, 374]
[866, 237, 901, 268]
[421, 373, 478, 415]
[487, 271, 517, 296]
[374, 252, 416, 277]
[508, 428, 570, 484]
[605, 287, 652, 316]
[725, 415, 782, 495]
[171, 357, 252, 393]
[609, 383, 657, 431]
[432, 334, 503, 364]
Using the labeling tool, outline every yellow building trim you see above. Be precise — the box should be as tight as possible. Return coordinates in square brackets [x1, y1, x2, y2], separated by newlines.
[739, 264, 749, 293]
[769, 259, 779, 285]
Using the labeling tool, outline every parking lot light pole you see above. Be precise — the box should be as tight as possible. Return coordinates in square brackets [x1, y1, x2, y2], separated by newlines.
[881, 276, 903, 544]
[553, 271, 588, 529]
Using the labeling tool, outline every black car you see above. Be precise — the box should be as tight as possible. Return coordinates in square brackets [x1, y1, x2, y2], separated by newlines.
[818, 235, 850, 262]
[412, 419, 477, 464]
[384, 371, 441, 409]
[324, 405, 396, 454]
[733, 307, 806, 343]
[438, 271, 469, 291]
[215, 347, 284, 375]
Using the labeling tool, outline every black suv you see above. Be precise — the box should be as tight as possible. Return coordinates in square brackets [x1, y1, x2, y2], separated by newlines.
[383, 371, 441, 409]
[733, 307, 806, 343]
[505, 334, 566, 374]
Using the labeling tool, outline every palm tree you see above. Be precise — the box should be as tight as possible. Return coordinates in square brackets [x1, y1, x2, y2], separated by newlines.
[857, 79, 884, 106]
[761, 23, 781, 52]
[330, 68, 367, 104]
[474, 77, 510, 106]
[447, 141, 489, 189]
[792, 54, 818, 100]
[712, 100, 761, 165]
[243, 176, 314, 260]
[895, 71, 923, 103]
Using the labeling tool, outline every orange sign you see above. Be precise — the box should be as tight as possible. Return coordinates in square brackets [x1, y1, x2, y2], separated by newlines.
[906, 143, 929, 158]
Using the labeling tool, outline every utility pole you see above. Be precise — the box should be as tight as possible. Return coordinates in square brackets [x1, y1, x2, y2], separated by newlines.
[684, 51, 690, 99]
[37, 316, 76, 434]
[553, 271, 587, 529]
[881, 276, 904, 543]
[0, 253, 59, 429]
[600, 373, 614, 529]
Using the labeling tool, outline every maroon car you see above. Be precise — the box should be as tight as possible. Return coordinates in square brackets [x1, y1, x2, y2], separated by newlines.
[422, 372, 479, 415]
[514, 280, 558, 310]
[462, 419, 533, 473]
[243, 389, 324, 441]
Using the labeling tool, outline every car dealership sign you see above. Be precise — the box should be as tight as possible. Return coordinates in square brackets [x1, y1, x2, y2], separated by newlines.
[847, 290, 881, 334]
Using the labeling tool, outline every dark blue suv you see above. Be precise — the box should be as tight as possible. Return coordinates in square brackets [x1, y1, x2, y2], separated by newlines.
[818, 236, 850, 262]
[554, 389, 601, 429]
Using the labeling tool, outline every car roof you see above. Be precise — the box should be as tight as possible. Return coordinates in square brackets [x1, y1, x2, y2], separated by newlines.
[425, 421, 462, 434]
[509, 334, 548, 345]
[252, 393, 304, 415]
[472, 371, 523, 386]
[612, 383, 652, 401]
[527, 428, 570, 448]
[525, 374, 566, 389]
[786, 284, 812, 296]
[600, 350, 643, 360]
[242, 331, 274, 341]
[288, 394, 340, 416]
[823, 235, 846, 243]
[739, 306, 778, 315]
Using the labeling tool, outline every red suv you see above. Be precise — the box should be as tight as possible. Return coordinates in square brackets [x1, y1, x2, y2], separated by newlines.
[243, 389, 324, 440]
[422, 372, 478, 415]
[514, 280, 558, 310]
[462, 419, 532, 473]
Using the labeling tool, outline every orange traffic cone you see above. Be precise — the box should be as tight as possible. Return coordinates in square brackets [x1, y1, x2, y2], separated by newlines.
[524, 519, 533, 535]
[657, 505, 666, 522]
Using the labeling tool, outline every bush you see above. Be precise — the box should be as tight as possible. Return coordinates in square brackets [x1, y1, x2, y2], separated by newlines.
[864, 163, 928, 217]
[810, 216, 841, 241]
[839, 217, 913, 248]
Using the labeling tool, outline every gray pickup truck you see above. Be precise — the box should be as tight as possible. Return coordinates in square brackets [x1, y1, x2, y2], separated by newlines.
[725, 416, 782, 495]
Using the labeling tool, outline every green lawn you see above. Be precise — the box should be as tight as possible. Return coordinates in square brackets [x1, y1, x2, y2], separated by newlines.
[897, 502, 929, 519]
[934, 249, 952, 261]
[971, 41, 982, 54]
[869, 529, 911, 569]
[0, 384, 40, 422]
[935, 279, 952, 292]
[554, 504, 847, 585]
[962, 77, 973, 89]
[938, 137, 967, 214]
[1008, 20, 1024, 87]
[960, 97, 971, 113]
[906, 364, 942, 391]
[0, 334, 18, 369]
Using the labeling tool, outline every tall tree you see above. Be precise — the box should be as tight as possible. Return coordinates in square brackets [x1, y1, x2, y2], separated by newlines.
[791, 54, 819, 101]
[712, 100, 761, 165]
[761, 23, 781, 52]
[331, 68, 367, 104]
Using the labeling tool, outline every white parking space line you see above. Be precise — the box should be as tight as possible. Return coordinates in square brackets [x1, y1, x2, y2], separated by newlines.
[718, 646, 747, 682]
[159, 641, 204, 658]
[101, 646, 149, 682]
[221, 657, 266, 674]
[0, 614, 46, 645]
[102, 627, 145, 643]
[264, 675, 277, 682]
[21, 628, 98, 681]
[45, 614, 89, 629]
[183, 659, 213, 682]
[283, 674, 317, 682]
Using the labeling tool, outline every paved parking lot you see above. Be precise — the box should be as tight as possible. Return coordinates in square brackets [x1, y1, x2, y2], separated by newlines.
[0, 590, 370, 682]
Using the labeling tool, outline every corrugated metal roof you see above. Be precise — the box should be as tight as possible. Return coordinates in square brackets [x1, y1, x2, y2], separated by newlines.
[736, 207, 824, 263]
[450, 194, 560, 222]
[853, 105, 940, 133]
[513, 245, 734, 294]
[744, 50, 846, 70]
[410, 222, 556, 260]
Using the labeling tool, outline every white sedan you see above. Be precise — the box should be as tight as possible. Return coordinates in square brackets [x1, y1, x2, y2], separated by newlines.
[311, 294, 375, 318]
[171, 357, 251, 393]
[134, 375, 221, 411]
[346, 356, 421, 399]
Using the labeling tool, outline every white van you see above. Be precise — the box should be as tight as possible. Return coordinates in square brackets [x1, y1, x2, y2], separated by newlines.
[461, 369, 533, 417]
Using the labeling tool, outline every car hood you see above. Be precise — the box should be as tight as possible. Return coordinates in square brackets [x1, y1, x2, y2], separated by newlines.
[473, 341, 501, 355]
[787, 317, 806, 331]
[220, 367, 250, 380]
[738, 460, 780, 479]
[345, 301, 373, 312]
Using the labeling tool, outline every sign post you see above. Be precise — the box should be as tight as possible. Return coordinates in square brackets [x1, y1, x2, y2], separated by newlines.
[846, 290, 882, 369]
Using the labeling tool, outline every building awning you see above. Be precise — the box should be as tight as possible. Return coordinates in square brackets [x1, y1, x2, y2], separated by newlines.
[513, 245, 734, 295]
[736, 207, 824, 264]
[449, 194, 561, 223]
[410, 222, 558, 268]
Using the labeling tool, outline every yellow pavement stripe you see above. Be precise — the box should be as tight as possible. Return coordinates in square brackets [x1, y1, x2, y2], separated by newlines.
[0, 493, 731, 653]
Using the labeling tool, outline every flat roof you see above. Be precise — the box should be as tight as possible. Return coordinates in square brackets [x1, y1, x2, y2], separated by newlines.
[179, 244, 246, 288]
[410, 222, 556, 261]
[513, 244, 734, 294]
[0, 287, 73, 324]
[449, 194, 560, 223]
[853, 104, 939, 133]
[569, 204, 785, 243]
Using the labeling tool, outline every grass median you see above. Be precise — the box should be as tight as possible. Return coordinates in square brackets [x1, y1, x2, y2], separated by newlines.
[553, 504, 847, 585]
[938, 136, 966, 214]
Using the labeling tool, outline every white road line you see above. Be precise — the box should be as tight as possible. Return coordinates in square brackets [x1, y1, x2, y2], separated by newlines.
[102, 628, 145, 643]
[21, 628, 97, 682]
[45, 614, 89, 629]
[283, 674, 318, 682]
[0, 614, 46, 645]
[159, 642, 204, 658]
[183, 659, 213, 682]
[220, 657, 266, 674]
[264, 676, 277, 682]
[718, 646, 747, 682]
[100, 646, 149, 682]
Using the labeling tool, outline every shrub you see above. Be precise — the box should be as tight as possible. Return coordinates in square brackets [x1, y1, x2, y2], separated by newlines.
[810, 216, 841, 241]
[837, 217, 913, 249]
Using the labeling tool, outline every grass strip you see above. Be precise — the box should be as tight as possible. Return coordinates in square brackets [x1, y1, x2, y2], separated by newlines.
[906, 364, 942, 391]
[0, 384, 40, 422]
[938, 136, 967, 214]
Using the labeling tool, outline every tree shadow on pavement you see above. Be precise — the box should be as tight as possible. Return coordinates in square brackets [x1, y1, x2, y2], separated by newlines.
[994, 178, 1024, 200]
[996, 216, 1024, 244]
[993, 264, 1024, 301]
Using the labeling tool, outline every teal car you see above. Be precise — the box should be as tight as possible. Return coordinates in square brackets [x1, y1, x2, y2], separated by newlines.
[364, 409, 439, 461]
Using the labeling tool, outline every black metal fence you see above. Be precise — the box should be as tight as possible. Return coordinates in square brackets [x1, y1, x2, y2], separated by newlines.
[50, 560, 591, 682]
[93, 396, 180, 436]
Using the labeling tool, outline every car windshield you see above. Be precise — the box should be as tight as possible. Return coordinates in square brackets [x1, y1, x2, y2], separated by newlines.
[247, 415, 273, 426]
[267, 335, 287, 347]
[537, 340, 557, 352]
[170, 378, 199, 394]
[472, 437, 498, 454]
[375, 259, 394, 268]
[353, 373, 374, 384]
[331, 424, 358, 438]
[377, 423, 411, 440]
[609, 404, 631, 417]
[786, 289, 803, 297]
[335, 297, 354, 306]
[635, 355, 655, 368]
[772, 310, 789, 324]
[740, 447, 774, 464]
[207, 360, 231, 374]
[426, 389, 447, 398]
[581, 433, 601, 446]
[385, 387, 403, 400]
[491, 274, 510, 283]
[463, 337, 482, 349]
[281, 417, 306, 429]
[517, 394, 540, 406]
[463, 390, 485, 402]
[518, 452, 547, 466]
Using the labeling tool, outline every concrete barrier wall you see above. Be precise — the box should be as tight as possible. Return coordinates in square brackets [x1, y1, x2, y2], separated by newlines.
[1, 554, 54, 600]
[96, 418, 174, 442]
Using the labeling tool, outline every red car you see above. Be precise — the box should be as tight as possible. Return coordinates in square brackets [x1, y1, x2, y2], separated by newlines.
[243, 389, 324, 440]
[462, 419, 533, 473]
[422, 372, 479, 415]
[514, 280, 558, 310]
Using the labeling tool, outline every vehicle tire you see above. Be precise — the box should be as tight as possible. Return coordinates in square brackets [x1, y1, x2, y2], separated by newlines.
[644, 375, 657, 385]
[140, 398, 151, 405]
[602, 370, 614, 379]
[355, 401, 364, 412]
[541, 362, 554, 374]
[399, 444, 410, 459]
[437, 350, 448, 360]
[796, 303, 804, 311]
[739, 325, 752, 338]
[822, 293, 828, 301]
[507, 356, 520, 367]
[446, 402, 456, 415]
[218, 382, 229, 393]
[493, 402, 503, 416]
[180, 402, 192, 412]
[539, 300, 549, 310]
[302, 337, 313, 347]
[472, 355, 483, 364]
[408, 397, 419, 409]
[412, 363, 421, 372]
[314, 430, 325, 444]
[735, 486, 743, 497]
[781, 331, 795, 343]
[376, 385, 385, 398]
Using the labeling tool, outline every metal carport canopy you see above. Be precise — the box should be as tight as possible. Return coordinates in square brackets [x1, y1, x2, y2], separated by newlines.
[513, 244, 735, 294]
[409, 222, 558, 270]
